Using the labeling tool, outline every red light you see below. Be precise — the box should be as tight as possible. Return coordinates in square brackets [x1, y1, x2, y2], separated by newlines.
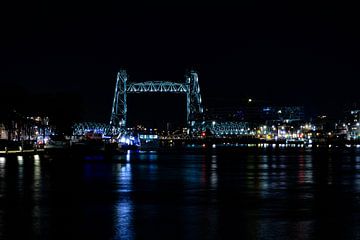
[201, 132, 206, 137]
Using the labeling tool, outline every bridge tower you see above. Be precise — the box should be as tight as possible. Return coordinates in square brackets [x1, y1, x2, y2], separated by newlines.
[186, 70, 204, 128]
[110, 69, 204, 133]
[110, 69, 127, 129]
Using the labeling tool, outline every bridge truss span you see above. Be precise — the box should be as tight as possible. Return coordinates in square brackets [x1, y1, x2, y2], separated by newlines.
[110, 69, 204, 132]
[127, 81, 188, 93]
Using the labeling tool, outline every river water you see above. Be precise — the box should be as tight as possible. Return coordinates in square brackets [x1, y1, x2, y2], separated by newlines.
[1, 148, 360, 239]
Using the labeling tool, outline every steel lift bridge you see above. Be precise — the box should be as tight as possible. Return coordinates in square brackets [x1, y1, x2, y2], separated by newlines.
[72, 69, 203, 137]
[72, 69, 251, 137]
[109, 69, 204, 134]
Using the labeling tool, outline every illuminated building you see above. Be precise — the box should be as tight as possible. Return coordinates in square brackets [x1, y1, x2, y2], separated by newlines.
[262, 106, 305, 124]
[0, 110, 52, 142]
[0, 124, 7, 140]
[345, 105, 360, 140]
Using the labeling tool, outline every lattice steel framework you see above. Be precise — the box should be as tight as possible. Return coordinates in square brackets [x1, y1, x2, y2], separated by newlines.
[72, 122, 119, 136]
[72, 121, 251, 137]
[208, 121, 249, 135]
[110, 69, 204, 132]
[110, 70, 128, 128]
[186, 70, 204, 128]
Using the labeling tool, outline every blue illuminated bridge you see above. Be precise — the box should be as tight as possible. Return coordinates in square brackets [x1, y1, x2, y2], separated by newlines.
[72, 69, 249, 137]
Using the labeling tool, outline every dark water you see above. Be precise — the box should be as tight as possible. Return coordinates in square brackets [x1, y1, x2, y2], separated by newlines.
[1, 149, 360, 239]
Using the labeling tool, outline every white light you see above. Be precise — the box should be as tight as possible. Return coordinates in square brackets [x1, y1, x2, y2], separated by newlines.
[34, 155, 40, 161]
[248, 98, 252, 103]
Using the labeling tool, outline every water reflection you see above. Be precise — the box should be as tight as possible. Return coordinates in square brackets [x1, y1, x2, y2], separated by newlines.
[0, 157, 5, 240]
[115, 201, 133, 239]
[258, 155, 269, 197]
[17, 155, 23, 165]
[116, 163, 132, 193]
[126, 150, 131, 162]
[304, 155, 313, 184]
[0, 157, 5, 178]
[0, 151, 360, 239]
[210, 155, 218, 189]
[355, 156, 360, 193]
[265, 155, 288, 192]
[114, 162, 134, 239]
[17, 156, 24, 193]
[32, 155, 42, 237]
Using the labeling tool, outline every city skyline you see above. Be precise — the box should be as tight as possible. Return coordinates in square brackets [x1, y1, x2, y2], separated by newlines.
[1, 68, 359, 131]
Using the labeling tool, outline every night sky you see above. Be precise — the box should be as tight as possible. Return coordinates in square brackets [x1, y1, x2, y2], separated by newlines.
[1, 2, 359, 129]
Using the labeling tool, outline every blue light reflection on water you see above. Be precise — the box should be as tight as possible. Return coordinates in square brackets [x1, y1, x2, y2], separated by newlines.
[0, 150, 360, 239]
[355, 156, 360, 193]
[114, 162, 134, 239]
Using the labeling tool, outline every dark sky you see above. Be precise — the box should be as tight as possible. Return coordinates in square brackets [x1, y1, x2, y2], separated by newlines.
[1, 1, 360, 128]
